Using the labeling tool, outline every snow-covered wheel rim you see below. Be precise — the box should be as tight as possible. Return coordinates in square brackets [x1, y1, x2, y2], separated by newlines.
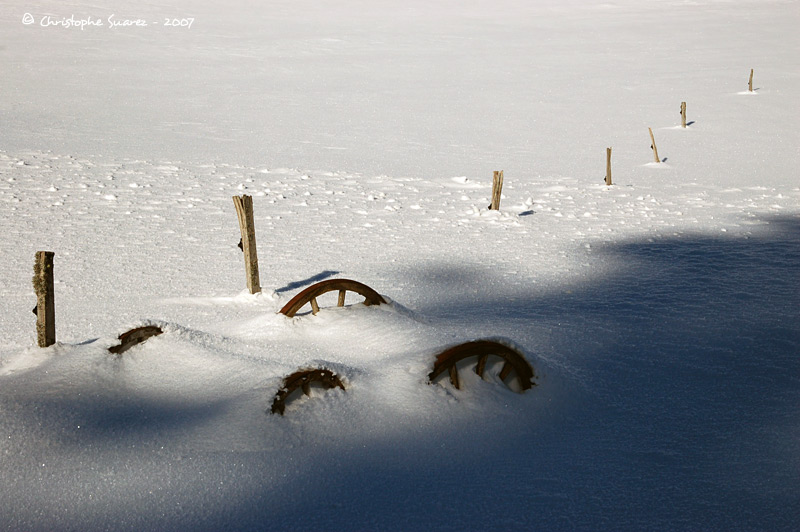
[278, 279, 387, 317]
[108, 325, 164, 355]
[270, 368, 346, 415]
[428, 340, 536, 392]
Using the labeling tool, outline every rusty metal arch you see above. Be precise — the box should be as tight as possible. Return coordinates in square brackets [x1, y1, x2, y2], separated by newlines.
[279, 279, 388, 317]
[428, 340, 536, 392]
[108, 325, 164, 355]
[270, 368, 346, 415]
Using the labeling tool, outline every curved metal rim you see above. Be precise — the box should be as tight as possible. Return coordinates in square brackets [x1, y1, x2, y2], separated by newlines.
[270, 367, 346, 415]
[108, 325, 164, 355]
[428, 340, 536, 392]
[278, 278, 387, 317]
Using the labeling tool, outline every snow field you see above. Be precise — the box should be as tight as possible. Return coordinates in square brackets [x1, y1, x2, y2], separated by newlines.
[1, 0, 799, 529]
[1, 145, 797, 530]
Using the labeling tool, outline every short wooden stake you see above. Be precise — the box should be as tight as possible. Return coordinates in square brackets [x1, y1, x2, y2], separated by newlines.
[605, 147, 612, 186]
[748, 69, 754, 92]
[232, 194, 261, 294]
[490, 170, 504, 210]
[648, 127, 661, 163]
[33, 251, 56, 348]
[680, 102, 687, 128]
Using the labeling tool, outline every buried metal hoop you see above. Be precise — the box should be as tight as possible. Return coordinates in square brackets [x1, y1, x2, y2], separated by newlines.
[279, 279, 387, 317]
[270, 367, 346, 415]
[108, 325, 163, 355]
[428, 340, 536, 392]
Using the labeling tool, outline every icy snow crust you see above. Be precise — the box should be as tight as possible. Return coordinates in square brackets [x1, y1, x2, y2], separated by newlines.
[1, 0, 799, 530]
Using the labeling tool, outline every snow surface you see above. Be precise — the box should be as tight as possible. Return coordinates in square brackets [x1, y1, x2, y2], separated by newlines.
[1, 0, 799, 530]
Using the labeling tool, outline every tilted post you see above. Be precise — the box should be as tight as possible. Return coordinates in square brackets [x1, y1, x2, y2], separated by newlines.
[605, 147, 612, 186]
[232, 195, 261, 294]
[33, 251, 56, 347]
[490, 170, 504, 210]
[648, 128, 661, 163]
[748, 69, 754, 92]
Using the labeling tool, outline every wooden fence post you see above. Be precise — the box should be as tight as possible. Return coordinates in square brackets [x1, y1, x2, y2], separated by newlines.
[232, 195, 261, 294]
[605, 148, 612, 185]
[748, 69, 754, 92]
[680, 102, 687, 128]
[490, 170, 504, 210]
[33, 251, 55, 347]
[648, 128, 661, 163]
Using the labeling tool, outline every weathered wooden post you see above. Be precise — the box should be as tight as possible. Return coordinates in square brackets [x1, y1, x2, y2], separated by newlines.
[748, 69, 754, 92]
[648, 128, 661, 163]
[490, 170, 504, 210]
[680, 102, 687, 128]
[232, 194, 261, 294]
[605, 147, 612, 185]
[33, 251, 56, 347]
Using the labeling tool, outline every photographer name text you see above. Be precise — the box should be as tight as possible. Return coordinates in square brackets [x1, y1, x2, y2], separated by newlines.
[22, 13, 194, 30]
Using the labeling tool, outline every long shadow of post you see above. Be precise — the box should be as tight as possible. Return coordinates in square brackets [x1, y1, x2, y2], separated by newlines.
[275, 270, 340, 294]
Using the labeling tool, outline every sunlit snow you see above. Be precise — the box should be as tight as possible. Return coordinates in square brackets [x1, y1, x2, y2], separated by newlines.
[1, 0, 798, 530]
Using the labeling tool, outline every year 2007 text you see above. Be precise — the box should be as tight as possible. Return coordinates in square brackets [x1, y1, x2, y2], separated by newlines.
[162, 18, 194, 29]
